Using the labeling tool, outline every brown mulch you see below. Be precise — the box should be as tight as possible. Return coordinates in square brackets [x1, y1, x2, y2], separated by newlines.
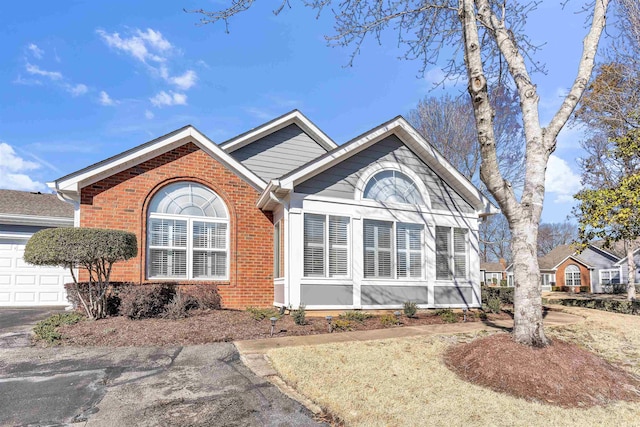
[56, 309, 510, 347]
[444, 333, 640, 408]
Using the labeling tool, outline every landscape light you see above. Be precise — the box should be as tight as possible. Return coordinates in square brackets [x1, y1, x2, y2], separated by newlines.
[270, 317, 278, 337]
[326, 315, 333, 333]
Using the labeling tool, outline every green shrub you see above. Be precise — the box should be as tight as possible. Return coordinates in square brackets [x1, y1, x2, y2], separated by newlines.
[33, 312, 84, 344]
[499, 279, 508, 287]
[292, 304, 307, 325]
[119, 283, 176, 319]
[551, 286, 564, 292]
[25, 227, 137, 320]
[486, 297, 501, 314]
[579, 286, 590, 293]
[246, 306, 280, 321]
[333, 319, 352, 331]
[379, 313, 398, 327]
[547, 297, 640, 315]
[403, 301, 418, 318]
[481, 285, 514, 305]
[435, 309, 458, 323]
[339, 311, 372, 323]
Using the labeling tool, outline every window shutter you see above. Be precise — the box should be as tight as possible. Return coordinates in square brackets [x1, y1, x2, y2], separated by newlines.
[435, 226, 451, 280]
[304, 214, 325, 276]
[454, 228, 468, 278]
[397, 223, 422, 278]
[364, 220, 393, 278]
[329, 216, 349, 277]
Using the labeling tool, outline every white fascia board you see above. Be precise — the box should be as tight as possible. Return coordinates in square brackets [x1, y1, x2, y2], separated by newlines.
[552, 255, 593, 270]
[221, 110, 337, 153]
[0, 213, 74, 227]
[50, 127, 267, 198]
[614, 247, 640, 265]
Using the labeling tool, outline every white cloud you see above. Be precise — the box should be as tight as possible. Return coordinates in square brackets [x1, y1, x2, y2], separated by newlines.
[98, 90, 117, 106]
[13, 74, 42, 86]
[169, 70, 197, 90]
[0, 142, 45, 191]
[27, 43, 44, 59]
[245, 107, 273, 120]
[145, 110, 154, 119]
[545, 155, 582, 203]
[25, 63, 62, 80]
[149, 91, 187, 107]
[97, 28, 172, 64]
[67, 83, 88, 96]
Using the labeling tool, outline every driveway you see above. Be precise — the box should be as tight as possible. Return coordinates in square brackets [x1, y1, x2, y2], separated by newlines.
[0, 307, 65, 348]
[0, 343, 324, 426]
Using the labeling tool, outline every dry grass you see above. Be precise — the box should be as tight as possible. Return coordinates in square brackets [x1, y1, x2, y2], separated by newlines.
[267, 308, 640, 426]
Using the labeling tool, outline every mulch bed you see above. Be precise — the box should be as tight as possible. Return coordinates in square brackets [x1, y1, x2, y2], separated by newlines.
[444, 333, 640, 408]
[56, 309, 510, 347]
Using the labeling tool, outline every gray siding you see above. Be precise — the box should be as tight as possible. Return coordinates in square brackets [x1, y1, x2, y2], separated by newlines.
[230, 124, 328, 182]
[579, 247, 620, 293]
[620, 252, 640, 285]
[301, 284, 353, 306]
[274, 283, 285, 304]
[434, 286, 473, 305]
[295, 135, 473, 213]
[361, 285, 429, 305]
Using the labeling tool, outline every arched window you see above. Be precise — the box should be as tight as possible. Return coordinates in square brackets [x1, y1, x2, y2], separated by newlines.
[147, 182, 229, 280]
[565, 264, 581, 287]
[363, 170, 424, 205]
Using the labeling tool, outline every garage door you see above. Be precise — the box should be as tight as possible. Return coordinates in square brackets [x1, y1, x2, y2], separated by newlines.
[0, 238, 70, 306]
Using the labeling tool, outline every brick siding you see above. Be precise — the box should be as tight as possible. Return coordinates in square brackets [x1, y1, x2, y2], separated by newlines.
[79, 142, 274, 309]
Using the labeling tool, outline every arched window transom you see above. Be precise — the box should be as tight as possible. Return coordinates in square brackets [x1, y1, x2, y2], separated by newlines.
[565, 264, 581, 287]
[147, 182, 229, 280]
[363, 170, 424, 205]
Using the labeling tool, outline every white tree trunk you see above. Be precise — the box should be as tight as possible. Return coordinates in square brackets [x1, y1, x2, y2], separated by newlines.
[626, 244, 637, 300]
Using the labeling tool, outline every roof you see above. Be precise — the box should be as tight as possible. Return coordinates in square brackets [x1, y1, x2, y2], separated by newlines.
[480, 262, 506, 272]
[538, 244, 591, 270]
[258, 115, 499, 215]
[48, 125, 267, 199]
[0, 189, 73, 218]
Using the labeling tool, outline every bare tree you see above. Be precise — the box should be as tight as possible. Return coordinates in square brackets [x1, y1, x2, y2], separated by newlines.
[537, 222, 576, 257]
[480, 214, 512, 263]
[191, 1, 610, 346]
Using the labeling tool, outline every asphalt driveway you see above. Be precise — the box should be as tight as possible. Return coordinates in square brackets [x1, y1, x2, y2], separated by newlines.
[0, 343, 324, 426]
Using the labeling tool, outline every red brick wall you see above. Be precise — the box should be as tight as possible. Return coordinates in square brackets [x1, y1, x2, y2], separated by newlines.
[79, 142, 274, 309]
[555, 260, 591, 290]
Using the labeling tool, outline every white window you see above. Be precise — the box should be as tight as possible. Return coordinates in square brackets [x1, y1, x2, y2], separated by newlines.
[600, 269, 620, 285]
[274, 221, 282, 278]
[485, 272, 501, 284]
[147, 182, 229, 280]
[436, 226, 468, 281]
[541, 273, 555, 287]
[363, 170, 425, 205]
[565, 265, 581, 287]
[363, 220, 423, 279]
[303, 214, 350, 277]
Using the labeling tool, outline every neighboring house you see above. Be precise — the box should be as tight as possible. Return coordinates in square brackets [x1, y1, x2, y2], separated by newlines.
[534, 244, 621, 293]
[48, 110, 497, 310]
[0, 190, 74, 306]
[480, 260, 507, 286]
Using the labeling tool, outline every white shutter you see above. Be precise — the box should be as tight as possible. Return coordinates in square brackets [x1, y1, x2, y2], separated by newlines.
[329, 216, 349, 277]
[396, 223, 422, 278]
[304, 214, 325, 276]
[435, 226, 451, 280]
[454, 228, 468, 278]
[274, 222, 281, 278]
[363, 220, 393, 278]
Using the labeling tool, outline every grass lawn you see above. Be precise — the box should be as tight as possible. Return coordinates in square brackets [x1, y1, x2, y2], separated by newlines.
[267, 307, 640, 426]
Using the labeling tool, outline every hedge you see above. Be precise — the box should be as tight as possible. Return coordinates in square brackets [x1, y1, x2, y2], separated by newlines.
[481, 285, 514, 305]
[545, 297, 640, 316]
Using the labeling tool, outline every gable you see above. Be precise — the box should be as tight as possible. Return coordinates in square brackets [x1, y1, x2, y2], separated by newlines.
[294, 134, 474, 213]
[579, 246, 619, 268]
[230, 124, 328, 182]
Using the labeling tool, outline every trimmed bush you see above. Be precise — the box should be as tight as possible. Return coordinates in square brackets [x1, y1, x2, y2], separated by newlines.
[339, 311, 372, 323]
[162, 292, 198, 320]
[481, 285, 514, 305]
[119, 283, 176, 319]
[435, 309, 458, 323]
[33, 312, 84, 344]
[292, 304, 307, 325]
[246, 306, 280, 321]
[25, 227, 137, 320]
[546, 297, 640, 315]
[485, 297, 502, 314]
[179, 284, 222, 310]
[333, 319, 352, 331]
[403, 301, 418, 318]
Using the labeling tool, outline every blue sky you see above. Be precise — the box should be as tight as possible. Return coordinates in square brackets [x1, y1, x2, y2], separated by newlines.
[0, 1, 598, 223]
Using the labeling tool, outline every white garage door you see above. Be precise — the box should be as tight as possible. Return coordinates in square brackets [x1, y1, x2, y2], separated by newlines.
[0, 238, 70, 306]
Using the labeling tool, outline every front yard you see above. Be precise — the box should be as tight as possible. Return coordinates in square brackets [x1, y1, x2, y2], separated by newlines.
[266, 307, 640, 426]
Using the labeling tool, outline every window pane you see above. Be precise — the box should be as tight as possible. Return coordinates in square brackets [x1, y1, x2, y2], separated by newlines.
[193, 251, 226, 278]
[435, 226, 450, 280]
[149, 219, 187, 247]
[304, 214, 325, 276]
[397, 223, 422, 279]
[329, 216, 349, 277]
[453, 228, 468, 279]
[363, 170, 425, 205]
[193, 221, 226, 249]
[364, 220, 393, 278]
[150, 249, 186, 278]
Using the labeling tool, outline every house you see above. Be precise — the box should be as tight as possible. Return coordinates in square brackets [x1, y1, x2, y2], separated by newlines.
[48, 111, 498, 310]
[480, 260, 508, 286]
[532, 243, 622, 293]
[0, 190, 74, 306]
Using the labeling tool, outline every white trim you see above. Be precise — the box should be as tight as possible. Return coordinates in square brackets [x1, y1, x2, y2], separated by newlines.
[551, 255, 592, 270]
[48, 126, 267, 199]
[599, 267, 622, 284]
[220, 110, 337, 153]
[0, 214, 73, 227]
[614, 247, 640, 265]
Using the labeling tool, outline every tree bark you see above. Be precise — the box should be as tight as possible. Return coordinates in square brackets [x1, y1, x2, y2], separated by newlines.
[626, 243, 637, 300]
